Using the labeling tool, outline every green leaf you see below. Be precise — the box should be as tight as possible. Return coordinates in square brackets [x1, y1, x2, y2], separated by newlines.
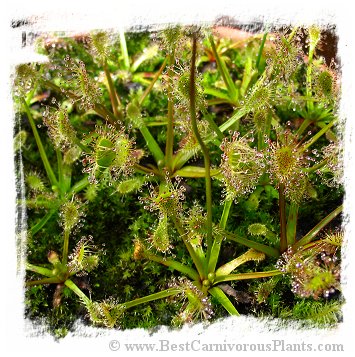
[209, 35, 238, 103]
[209, 286, 239, 316]
[214, 270, 282, 284]
[26, 263, 55, 278]
[286, 203, 299, 246]
[293, 204, 343, 250]
[204, 87, 231, 101]
[22, 99, 58, 188]
[174, 166, 220, 178]
[223, 230, 280, 258]
[215, 249, 265, 277]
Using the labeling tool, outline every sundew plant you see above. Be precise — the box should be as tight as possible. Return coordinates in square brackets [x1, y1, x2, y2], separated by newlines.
[13, 23, 344, 336]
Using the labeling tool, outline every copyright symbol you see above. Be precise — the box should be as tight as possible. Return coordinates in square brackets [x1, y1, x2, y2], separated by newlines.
[109, 340, 120, 351]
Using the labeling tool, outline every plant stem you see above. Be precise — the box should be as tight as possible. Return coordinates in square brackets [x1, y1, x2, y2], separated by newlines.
[223, 230, 280, 258]
[62, 229, 70, 266]
[207, 199, 233, 273]
[214, 270, 282, 284]
[256, 31, 268, 72]
[133, 163, 157, 175]
[123, 288, 181, 310]
[279, 184, 287, 253]
[190, 33, 213, 264]
[209, 35, 237, 102]
[172, 216, 206, 279]
[119, 29, 130, 71]
[215, 249, 264, 276]
[70, 176, 89, 195]
[65, 279, 91, 305]
[219, 107, 248, 133]
[139, 57, 167, 106]
[139, 125, 165, 164]
[30, 208, 57, 236]
[303, 159, 327, 173]
[286, 202, 299, 246]
[144, 252, 199, 281]
[26, 277, 61, 286]
[165, 52, 175, 171]
[300, 119, 337, 153]
[293, 204, 343, 250]
[173, 106, 247, 170]
[26, 263, 54, 277]
[173, 166, 220, 178]
[296, 118, 312, 137]
[56, 149, 64, 196]
[103, 60, 122, 120]
[287, 26, 299, 42]
[220, 199, 233, 229]
[306, 40, 315, 112]
[208, 287, 239, 316]
[204, 114, 224, 142]
[22, 99, 58, 188]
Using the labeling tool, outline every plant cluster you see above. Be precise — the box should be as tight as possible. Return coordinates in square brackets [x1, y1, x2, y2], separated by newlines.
[13, 24, 344, 335]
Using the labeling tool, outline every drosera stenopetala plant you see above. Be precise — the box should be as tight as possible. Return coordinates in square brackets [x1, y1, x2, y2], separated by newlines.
[14, 23, 344, 332]
[25, 197, 101, 309]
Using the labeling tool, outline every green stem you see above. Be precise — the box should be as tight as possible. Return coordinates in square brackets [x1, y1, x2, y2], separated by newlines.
[300, 119, 337, 153]
[26, 277, 61, 286]
[303, 159, 327, 173]
[133, 163, 157, 175]
[240, 57, 253, 99]
[286, 202, 299, 246]
[104, 60, 122, 120]
[219, 107, 248, 133]
[207, 200, 233, 274]
[70, 176, 89, 195]
[62, 229, 70, 266]
[220, 199, 233, 229]
[30, 208, 57, 236]
[172, 216, 206, 279]
[208, 286, 239, 316]
[287, 26, 299, 42]
[26, 65, 44, 103]
[172, 106, 247, 170]
[139, 125, 165, 164]
[139, 58, 167, 106]
[26, 263, 54, 277]
[119, 29, 130, 71]
[209, 35, 237, 102]
[22, 99, 58, 187]
[144, 252, 199, 281]
[173, 166, 220, 178]
[306, 42, 315, 112]
[215, 249, 264, 276]
[94, 103, 118, 125]
[65, 279, 90, 305]
[123, 288, 181, 310]
[224, 230, 280, 258]
[256, 31, 268, 72]
[279, 184, 287, 253]
[214, 270, 282, 284]
[190, 33, 213, 264]
[257, 129, 264, 151]
[293, 204, 343, 250]
[56, 149, 64, 196]
[165, 52, 175, 171]
[296, 118, 312, 137]
[74, 138, 90, 153]
[204, 114, 224, 142]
